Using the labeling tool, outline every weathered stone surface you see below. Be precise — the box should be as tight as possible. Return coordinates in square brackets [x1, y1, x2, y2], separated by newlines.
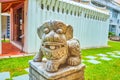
[100, 57, 112, 61]
[29, 21, 85, 80]
[87, 60, 101, 64]
[29, 60, 85, 80]
[86, 56, 96, 60]
[0, 72, 10, 80]
[111, 54, 120, 58]
[33, 21, 81, 72]
[109, 36, 120, 41]
[97, 54, 107, 57]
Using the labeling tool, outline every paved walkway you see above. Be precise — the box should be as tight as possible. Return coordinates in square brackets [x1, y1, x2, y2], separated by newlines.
[0, 42, 24, 56]
[0, 42, 34, 59]
[13, 68, 29, 80]
[13, 74, 29, 80]
[0, 72, 10, 80]
[0, 68, 29, 80]
[84, 51, 120, 64]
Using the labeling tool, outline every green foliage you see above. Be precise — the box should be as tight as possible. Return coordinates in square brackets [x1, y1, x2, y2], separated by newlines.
[5, 78, 13, 80]
[2, 39, 10, 43]
[0, 56, 33, 78]
[82, 41, 120, 80]
[0, 41, 120, 80]
[108, 32, 115, 37]
[84, 58, 120, 80]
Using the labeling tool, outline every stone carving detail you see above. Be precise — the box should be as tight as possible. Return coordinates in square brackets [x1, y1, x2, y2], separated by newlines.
[33, 21, 81, 72]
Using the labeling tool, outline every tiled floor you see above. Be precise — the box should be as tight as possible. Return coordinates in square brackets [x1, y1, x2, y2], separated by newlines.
[0, 42, 24, 56]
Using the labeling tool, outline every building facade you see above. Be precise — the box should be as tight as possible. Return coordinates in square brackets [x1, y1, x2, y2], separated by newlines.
[0, 0, 109, 54]
[83, 0, 120, 36]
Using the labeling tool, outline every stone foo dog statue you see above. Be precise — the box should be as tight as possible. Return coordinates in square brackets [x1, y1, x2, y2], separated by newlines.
[33, 20, 81, 72]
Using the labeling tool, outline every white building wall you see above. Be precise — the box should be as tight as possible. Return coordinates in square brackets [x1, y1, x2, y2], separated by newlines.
[116, 13, 120, 36]
[0, 3, 1, 54]
[25, 0, 109, 53]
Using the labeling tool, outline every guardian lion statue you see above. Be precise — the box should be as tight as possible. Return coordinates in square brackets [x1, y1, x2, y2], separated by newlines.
[33, 21, 81, 72]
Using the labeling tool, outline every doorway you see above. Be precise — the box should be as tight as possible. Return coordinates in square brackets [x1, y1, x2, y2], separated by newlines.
[13, 6, 24, 46]
[1, 0, 25, 55]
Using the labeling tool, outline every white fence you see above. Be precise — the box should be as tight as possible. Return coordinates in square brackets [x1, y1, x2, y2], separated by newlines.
[25, 0, 109, 53]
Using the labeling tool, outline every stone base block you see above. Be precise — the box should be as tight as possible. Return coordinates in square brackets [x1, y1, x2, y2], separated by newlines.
[29, 60, 85, 80]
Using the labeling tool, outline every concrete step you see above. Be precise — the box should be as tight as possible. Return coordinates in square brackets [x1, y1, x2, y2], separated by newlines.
[25, 68, 29, 73]
[12, 74, 29, 80]
[0, 72, 10, 80]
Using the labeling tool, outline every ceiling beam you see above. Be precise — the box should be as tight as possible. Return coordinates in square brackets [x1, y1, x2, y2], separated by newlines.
[0, 0, 25, 3]
[2, 1, 23, 5]
[0, 0, 17, 3]
[3, 3, 12, 12]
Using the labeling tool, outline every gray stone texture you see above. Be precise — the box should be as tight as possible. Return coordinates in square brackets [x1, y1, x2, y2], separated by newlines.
[29, 60, 85, 80]
[0, 72, 10, 80]
[97, 54, 107, 57]
[33, 21, 81, 72]
[100, 57, 111, 61]
[87, 60, 101, 64]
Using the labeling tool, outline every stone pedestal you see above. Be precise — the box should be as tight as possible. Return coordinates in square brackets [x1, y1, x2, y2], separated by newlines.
[29, 60, 85, 80]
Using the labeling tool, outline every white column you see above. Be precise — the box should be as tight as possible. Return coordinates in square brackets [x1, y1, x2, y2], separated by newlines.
[0, 3, 2, 54]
